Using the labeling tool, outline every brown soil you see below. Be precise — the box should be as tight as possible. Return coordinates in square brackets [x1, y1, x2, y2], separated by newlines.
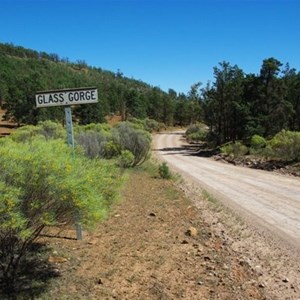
[0, 109, 17, 136]
[36, 169, 269, 300]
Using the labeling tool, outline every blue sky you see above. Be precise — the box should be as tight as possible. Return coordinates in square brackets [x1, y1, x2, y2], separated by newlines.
[0, 0, 300, 94]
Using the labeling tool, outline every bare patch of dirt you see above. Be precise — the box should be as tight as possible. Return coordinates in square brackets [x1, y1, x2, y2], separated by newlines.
[34, 169, 269, 300]
[0, 109, 17, 137]
[105, 114, 122, 126]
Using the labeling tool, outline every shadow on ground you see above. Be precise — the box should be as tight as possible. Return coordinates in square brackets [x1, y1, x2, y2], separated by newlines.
[154, 140, 218, 158]
[0, 243, 60, 300]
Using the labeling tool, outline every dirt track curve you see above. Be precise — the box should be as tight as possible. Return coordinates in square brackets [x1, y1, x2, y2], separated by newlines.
[154, 131, 300, 249]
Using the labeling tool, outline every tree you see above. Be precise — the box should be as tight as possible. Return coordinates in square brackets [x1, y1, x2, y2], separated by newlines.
[282, 64, 300, 131]
[203, 62, 245, 143]
[257, 58, 291, 136]
[187, 82, 203, 124]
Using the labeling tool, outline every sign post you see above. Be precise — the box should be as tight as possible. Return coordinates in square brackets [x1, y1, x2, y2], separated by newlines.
[36, 87, 98, 240]
[64, 106, 74, 150]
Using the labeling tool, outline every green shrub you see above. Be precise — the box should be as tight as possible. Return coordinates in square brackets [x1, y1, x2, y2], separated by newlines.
[143, 118, 161, 132]
[117, 150, 135, 168]
[75, 131, 108, 159]
[221, 141, 248, 157]
[250, 134, 266, 150]
[159, 162, 172, 179]
[0, 137, 122, 290]
[267, 130, 300, 161]
[74, 122, 111, 134]
[104, 140, 120, 158]
[128, 117, 161, 133]
[112, 122, 151, 166]
[185, 123, 208, 142]
[10, 124, 41, 142]
[11, 120, 66, 142]
[37, 120, 66, 140]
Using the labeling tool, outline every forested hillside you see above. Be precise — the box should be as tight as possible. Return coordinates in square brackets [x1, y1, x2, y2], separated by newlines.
[1, 42, 300, 144]
[0, 42, 198, 127]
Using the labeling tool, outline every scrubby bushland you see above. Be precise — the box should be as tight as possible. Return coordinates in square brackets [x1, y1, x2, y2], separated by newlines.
[10, 120, 66, 142]
[128, 117, 161, 133]
[220, 141, 249, 157]
[185, 123, 208, 143]
[267, 130, 300, 162]
[250, 134, 266, 150]
[112, 122, 151, 166]
[10, 120, 152, 167]
[158, 162, 172, 179]
[0, 136, 122, 292]
[143, 118, 161, 132]
[117, 150, 135, 168]
[74, 123, 111, 159]
[219, 130, 300, 163]
[75, 121, 152, 166]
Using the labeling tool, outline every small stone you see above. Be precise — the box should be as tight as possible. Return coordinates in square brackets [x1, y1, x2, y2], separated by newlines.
[149, 212, 156, 217]
[181, 240, 189, 244]
[97, 278, 103, 285]
[282, 278, 289, 283]
[197, 281, 204, 285]
[258, 283, 265, 288]
[88, 239, 97, 245]
[186, 227, 198, 237]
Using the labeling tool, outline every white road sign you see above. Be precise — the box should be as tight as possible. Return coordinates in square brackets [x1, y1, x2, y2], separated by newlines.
[36, 87, 98, 108]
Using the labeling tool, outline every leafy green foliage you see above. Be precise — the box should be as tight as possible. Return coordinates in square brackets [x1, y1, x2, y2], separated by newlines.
[185, 123, 208, 142]
[0, 136, 122, 290]
[117, 150, 135, 168]
[112, 122, 151, 166]
[74, 121, 152, 165]
[267, 130, 300, 161]
[11, 120, 66, 142]
[221, 141, 249, 157]
[75, 130, 108, 159]
[128, 117, 161, 133]
[250, 134, 266, 150]
[158, 162, 172, 179]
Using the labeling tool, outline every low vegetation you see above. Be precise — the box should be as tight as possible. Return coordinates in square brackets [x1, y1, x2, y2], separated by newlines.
[220, 130, 300, 162]
[185, 123, 208, 143]
[158, 162, 172, 179]
[0, 119, 153, 294]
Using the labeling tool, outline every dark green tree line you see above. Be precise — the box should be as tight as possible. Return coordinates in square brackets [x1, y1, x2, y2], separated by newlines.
[1, 42, 300, 136]
[201, 58, 300, 144]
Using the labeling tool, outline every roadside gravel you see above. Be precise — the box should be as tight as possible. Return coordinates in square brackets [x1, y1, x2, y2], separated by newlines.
[154, 131, 300, 299]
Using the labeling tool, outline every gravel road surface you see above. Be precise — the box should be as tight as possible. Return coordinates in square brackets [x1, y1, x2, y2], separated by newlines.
[154, 131, 300, 249]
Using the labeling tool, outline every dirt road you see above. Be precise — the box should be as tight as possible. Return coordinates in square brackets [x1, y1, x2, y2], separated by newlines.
[154, 131, 300, 249]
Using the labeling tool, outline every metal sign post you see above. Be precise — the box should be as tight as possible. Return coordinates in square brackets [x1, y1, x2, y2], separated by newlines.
[64, 106, 82, 240]
[36, 87, 98, 241]
[64, 106, 74, 150]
